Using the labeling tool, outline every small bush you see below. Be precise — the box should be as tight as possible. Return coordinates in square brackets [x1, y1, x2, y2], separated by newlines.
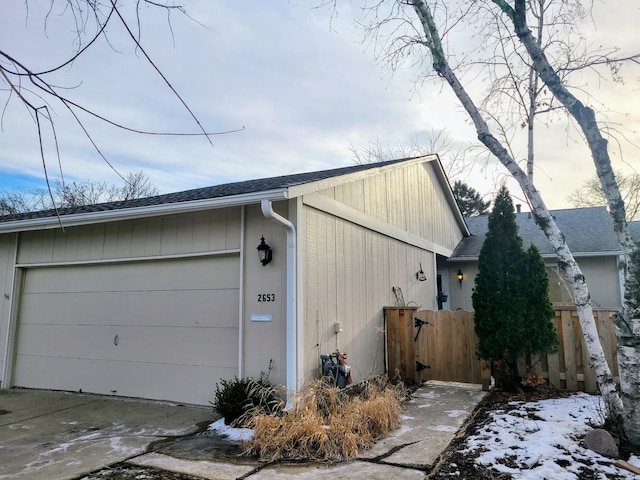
[212, 376, 284, 427]
[244, 375, 404, 463]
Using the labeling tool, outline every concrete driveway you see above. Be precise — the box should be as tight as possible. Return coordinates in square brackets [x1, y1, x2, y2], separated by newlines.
[0, 389, 213, 480]
[0, 382, 487, 480]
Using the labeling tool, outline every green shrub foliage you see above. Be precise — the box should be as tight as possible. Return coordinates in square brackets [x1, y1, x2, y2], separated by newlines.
[472, 186, 558, 390]
[212, 376, 283, 426]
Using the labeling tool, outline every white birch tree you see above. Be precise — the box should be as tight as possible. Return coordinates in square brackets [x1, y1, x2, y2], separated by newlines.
[490, 0, 640, 445]
[404, 1, 623, 426]
[343, 0, 640, 442]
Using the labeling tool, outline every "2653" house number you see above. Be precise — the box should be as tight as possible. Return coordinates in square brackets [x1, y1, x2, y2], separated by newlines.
[258, 293, 275, 303]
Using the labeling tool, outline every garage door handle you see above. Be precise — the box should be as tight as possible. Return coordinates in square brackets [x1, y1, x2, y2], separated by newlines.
[114, 335, 119, 346]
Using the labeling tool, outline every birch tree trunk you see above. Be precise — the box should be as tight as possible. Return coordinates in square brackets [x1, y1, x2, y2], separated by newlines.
[410, 0, 625, 421]
[491, 0, 640, 446]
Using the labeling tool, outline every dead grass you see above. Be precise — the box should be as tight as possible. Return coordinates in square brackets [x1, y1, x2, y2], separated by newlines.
[243, 376, 404, 463]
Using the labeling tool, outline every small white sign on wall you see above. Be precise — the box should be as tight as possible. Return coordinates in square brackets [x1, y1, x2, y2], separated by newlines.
[251, 314, 272, 322]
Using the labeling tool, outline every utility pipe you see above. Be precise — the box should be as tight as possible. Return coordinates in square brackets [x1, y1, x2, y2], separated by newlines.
[260, 199, 297, 401]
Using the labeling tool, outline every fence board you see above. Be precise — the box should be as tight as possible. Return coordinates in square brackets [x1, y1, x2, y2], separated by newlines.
[384, 307, 418, 383]
[386, 306, 620, 394]
[413, 310, 482, 385]
[561, 310, 579, 390]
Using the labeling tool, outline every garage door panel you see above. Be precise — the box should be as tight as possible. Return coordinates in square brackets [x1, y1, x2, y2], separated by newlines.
[14, 255, 240, 405]
[19, 289, 239, 328]
[14, 355, 236, 405]
[16, 324, 238, 367]
[23, 256, 239, 294]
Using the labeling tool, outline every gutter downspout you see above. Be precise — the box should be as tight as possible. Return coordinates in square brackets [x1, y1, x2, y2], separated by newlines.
[238, 206, 246, 379]
[260, 199, 297, 400]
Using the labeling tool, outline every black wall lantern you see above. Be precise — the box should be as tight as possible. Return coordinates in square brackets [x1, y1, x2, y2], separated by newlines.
[257, 236, 273, 266]
[456, 269, 464, 286]
[416, 263, 427, 281]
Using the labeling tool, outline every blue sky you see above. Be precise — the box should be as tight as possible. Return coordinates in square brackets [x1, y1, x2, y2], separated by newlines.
[1, 1, 638, 209]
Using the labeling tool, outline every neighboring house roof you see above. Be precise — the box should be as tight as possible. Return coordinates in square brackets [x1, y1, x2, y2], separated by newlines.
[450, 206, 637, 261]
[0, 155, 467, 235]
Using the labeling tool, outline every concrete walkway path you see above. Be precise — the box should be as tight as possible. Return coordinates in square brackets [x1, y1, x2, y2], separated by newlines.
[129, 381, 486, 480]
[0, 381, 486, 480]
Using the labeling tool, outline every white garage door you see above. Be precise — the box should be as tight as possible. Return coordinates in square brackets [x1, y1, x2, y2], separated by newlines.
[13, 255, 239, 405]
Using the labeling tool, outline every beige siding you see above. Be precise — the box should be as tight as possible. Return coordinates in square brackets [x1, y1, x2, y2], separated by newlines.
[548, 256, 622, 309]
[0, 234, 17, 384]
[447, 255, 623, 311]
[17, 209, 241, 265]
[303, 207, 436, 384]
[318, 161, 463, 252]
[241, 203, 288, 387]
[446, 264, 479, 311]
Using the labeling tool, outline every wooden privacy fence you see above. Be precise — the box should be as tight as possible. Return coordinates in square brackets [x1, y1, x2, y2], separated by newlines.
[384, 305, 620, 393]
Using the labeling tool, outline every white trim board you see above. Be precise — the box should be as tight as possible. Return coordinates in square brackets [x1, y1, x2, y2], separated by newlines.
[15, 249, 241, 269]
[302, 192, 454, 257]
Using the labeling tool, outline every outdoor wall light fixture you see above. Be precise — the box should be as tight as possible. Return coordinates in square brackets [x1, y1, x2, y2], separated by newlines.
[416, 263, 427, 281]
[457, 269, 464, 286]
[257, 236, 273, 266]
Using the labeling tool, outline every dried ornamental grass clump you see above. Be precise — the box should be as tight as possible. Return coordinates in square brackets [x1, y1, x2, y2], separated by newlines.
[243, 376, 404, 463]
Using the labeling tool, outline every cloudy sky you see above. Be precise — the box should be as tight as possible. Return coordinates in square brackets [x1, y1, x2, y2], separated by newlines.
[1, 1, 638, 210]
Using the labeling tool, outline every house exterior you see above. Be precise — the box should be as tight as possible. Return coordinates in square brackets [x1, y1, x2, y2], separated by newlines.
[444, 206, 639, 311]
[0, 155, 467, 405]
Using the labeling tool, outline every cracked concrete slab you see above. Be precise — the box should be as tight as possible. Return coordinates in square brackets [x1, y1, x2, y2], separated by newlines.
[247, 460, 425, 479]
[358, 381, 486, 468]
[0, 389, 212, 480]
[129, 452, 257, 480]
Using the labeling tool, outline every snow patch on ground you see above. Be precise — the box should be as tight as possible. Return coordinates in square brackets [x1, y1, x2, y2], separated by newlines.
[414, 391, 443, 400]
[462, 393, 640, 479]
[208, 418, 254, 442]
[445, 409, 468, 418]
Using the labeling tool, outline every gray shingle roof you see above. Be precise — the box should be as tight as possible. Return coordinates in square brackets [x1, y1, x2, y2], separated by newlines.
[450, 206, 634, 260]
[0, 157, 413, 223]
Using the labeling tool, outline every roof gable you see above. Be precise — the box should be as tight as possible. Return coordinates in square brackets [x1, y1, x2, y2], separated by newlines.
[1, 156, 451, 232]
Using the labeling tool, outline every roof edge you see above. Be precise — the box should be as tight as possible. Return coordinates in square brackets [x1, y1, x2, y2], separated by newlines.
[286, 156, 432, 198]
[430, 156, 469, 236]
[0, 188, 288, 234]
[448, 250, 624, 263]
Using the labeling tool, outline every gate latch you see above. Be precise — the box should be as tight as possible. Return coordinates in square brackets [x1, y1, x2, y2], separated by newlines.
[414, 317, 429, 342]
[416, 361, 430, 372]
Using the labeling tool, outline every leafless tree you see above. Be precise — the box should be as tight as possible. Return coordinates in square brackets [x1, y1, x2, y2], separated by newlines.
[568, 171, 640, 221]
[0, 170, 159, 215]
[334, 0, 640, 442]
[0, 1, 241, 205]
[474, 0, 637, 184]
[350, 128, 479, 182]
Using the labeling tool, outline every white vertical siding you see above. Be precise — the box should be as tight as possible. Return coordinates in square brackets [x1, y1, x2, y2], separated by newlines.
[303, 207, 436, 384]
[316, 161, 463, 252]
